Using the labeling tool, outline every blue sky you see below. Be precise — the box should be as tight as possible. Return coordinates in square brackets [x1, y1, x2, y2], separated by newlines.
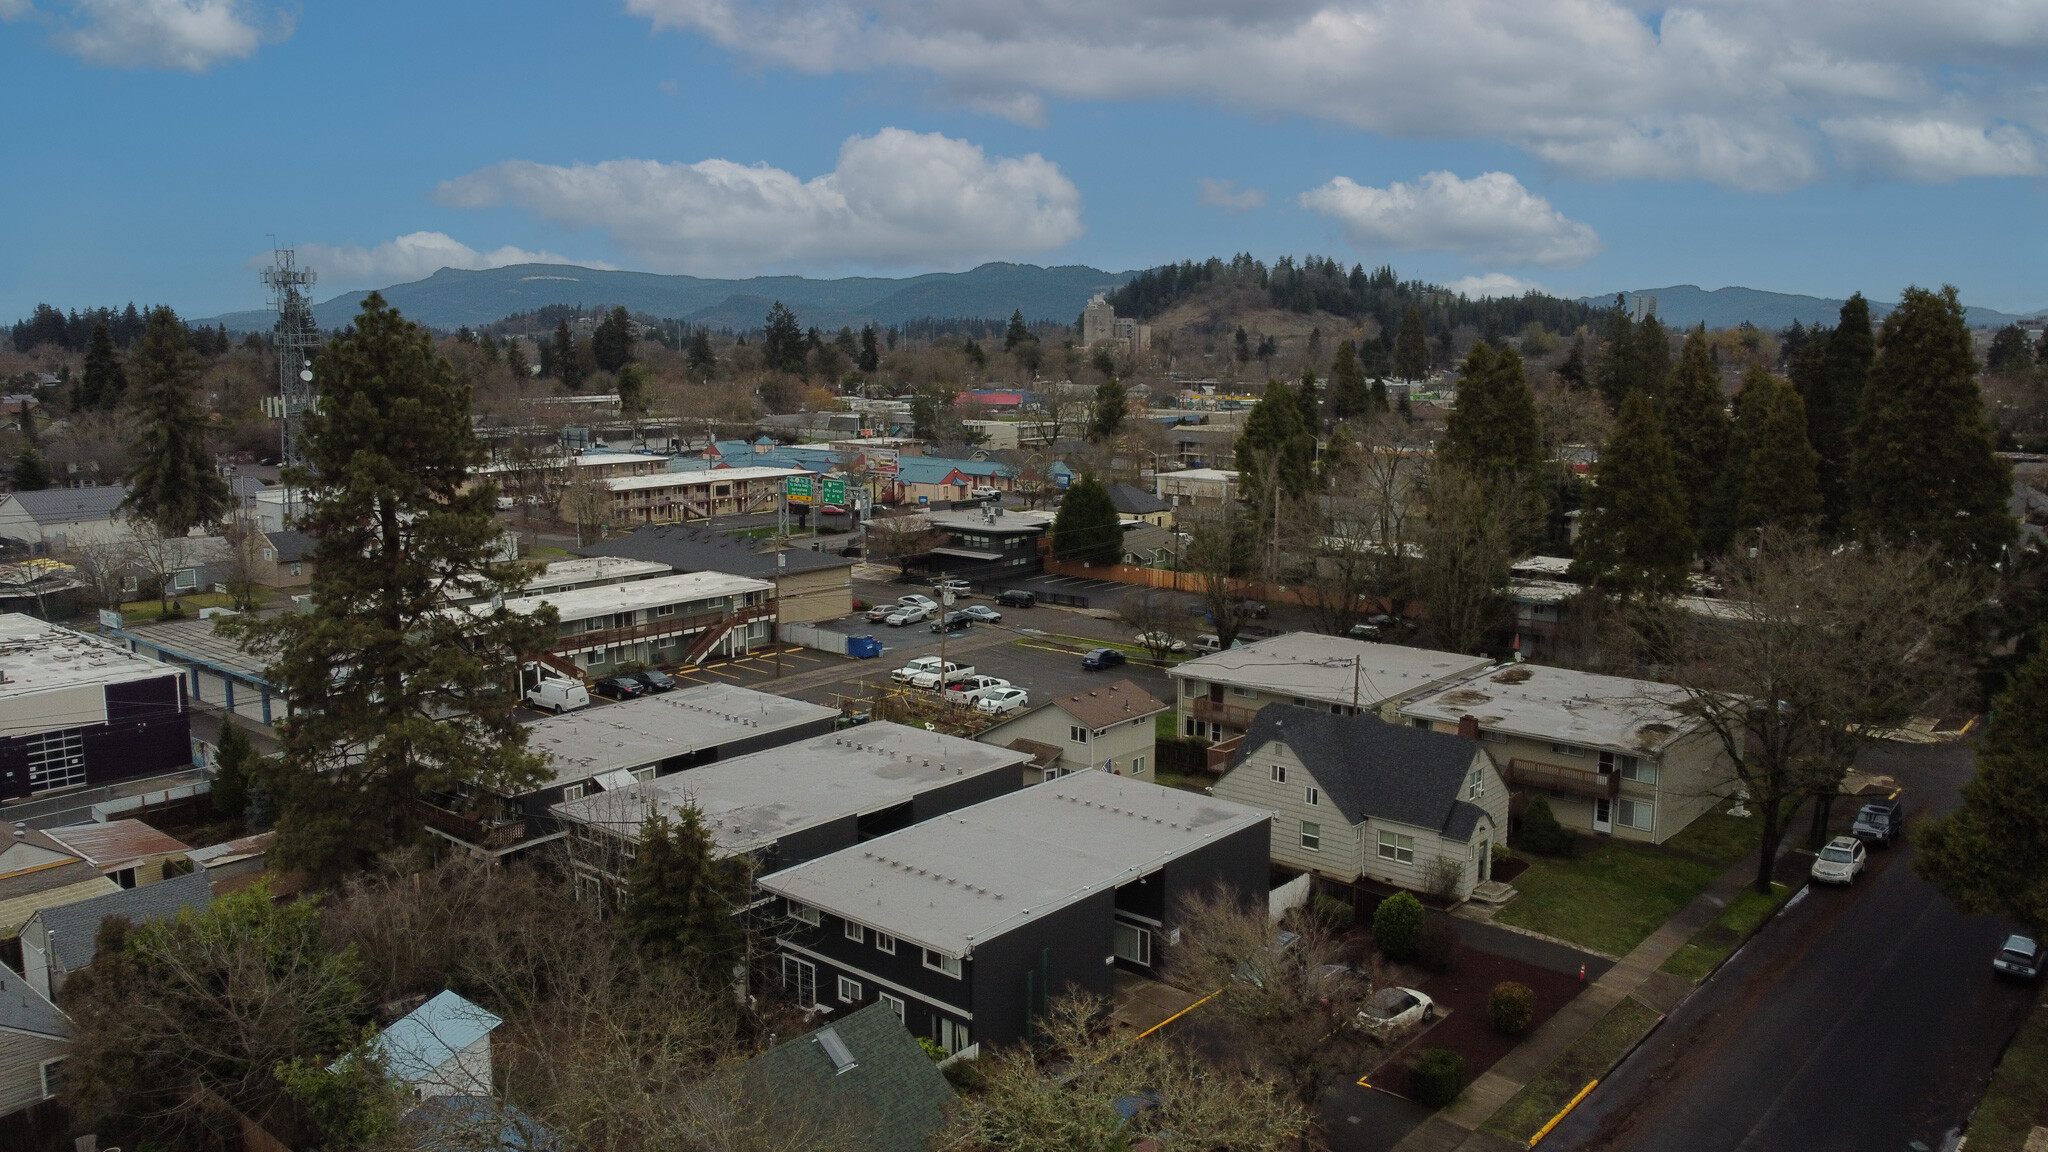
[4, 0, 2047, 321]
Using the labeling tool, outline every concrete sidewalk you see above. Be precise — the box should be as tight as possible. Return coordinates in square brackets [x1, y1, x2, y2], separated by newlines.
[1388, 853, 1770, 1152]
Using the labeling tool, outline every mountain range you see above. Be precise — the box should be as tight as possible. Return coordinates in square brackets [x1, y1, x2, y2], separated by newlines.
[1576, 284, 2037, 331]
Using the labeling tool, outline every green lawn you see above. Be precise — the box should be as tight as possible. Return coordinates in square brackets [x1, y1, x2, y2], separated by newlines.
[1153, 768, 1213, 795]
[116, 591, 239, 622]
[1664, 809, 1762, 865]
[1482, 996, 1664, 1144]
[1496, 841, 1723, 957]
[1660, 881, 1795, 982]
[1965, 991, 2048, 1152]
[1156, 711, 1178, 742]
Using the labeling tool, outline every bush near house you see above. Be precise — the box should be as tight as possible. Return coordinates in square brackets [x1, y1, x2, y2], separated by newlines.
[1514, 796, 1576, 856]
[1489, 981, 1536, 1034]
[1313, 895, 1356, 933]
[1374, 892, 1424, 961]
[1409, 1048, 1467, 1108]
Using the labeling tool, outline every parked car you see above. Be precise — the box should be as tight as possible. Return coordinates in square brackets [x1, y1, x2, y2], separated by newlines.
[961, 604, 1003, 623]
[865, 603, 895, 622]
[891, 657, 976, 689]
[885, 605, 929, 626]
[1850, 795, 1905, 847]
[1191, 633, 1241, 654]
[631, 669, 676, 694]
[975, 687, 1032, 716]
[1347, 622, 1382, 640]
[898, 593, 940, 612]
[1232, 599, 1270, 619]
[944, 675, 1011, 705]
[1810, 835, 1867, 884]
[526, 677, 590, 714]
[1358, 987, 1435, 1035]
[970, 485, 1002, 500]
[593, 675, 646, 701]
[930, 611, 973, 634]
[1994, 934, 2043, 979]
[931, 579, 971, 598]
[996, 589, 1037, 608]
[1133, 631, 1188, 653]
[1082, 647, 1126, 671]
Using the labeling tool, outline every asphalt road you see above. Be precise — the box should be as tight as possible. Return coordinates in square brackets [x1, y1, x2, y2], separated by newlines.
[1545, 739, 2035, 1152]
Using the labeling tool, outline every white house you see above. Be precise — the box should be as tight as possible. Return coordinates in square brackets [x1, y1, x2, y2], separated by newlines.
[372, 989, 503, 1102]
[975, 678, 1168, 787]
[0, 487, 132, 553]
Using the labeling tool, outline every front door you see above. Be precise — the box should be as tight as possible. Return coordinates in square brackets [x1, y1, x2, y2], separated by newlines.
[1593, 798, 1613, 834]
[1478, 838, 1491, 881]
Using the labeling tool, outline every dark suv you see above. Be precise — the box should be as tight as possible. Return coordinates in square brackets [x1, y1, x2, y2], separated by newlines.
[1850, 796, 1905, 847]
[996, 589, 1037, 608]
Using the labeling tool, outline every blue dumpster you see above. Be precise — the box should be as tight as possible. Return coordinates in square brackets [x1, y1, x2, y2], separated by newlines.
[847, 635, 885, 659]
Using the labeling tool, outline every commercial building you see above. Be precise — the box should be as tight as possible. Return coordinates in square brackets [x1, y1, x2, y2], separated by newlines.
[501, 569, 777, 673]
[1079, 293, 1151, 354]
[578, 525, 856, 625]
[897, 506, 1053, 582]
[1167, 632, 1493, 743]
[757, 772, 1269, 1053]
[593, 465, 813, 528]
[0, 615, 192, 805]
[975, 679, 1168, 787]
[1154, 468, 1239, 508]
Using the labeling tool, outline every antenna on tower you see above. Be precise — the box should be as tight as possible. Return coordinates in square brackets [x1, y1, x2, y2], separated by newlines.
[262, 247, 319, 516]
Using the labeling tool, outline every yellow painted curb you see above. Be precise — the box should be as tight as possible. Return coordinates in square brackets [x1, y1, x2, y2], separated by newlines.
[1529, 1080, 1598, 1147]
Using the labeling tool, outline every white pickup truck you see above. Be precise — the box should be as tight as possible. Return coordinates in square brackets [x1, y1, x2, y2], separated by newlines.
[943, 674, 1010, 704]
[891, 656, 976, 689]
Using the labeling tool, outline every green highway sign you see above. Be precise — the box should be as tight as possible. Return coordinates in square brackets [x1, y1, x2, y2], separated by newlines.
[785, 476, 813, 502]
[821, 477, 847, 505]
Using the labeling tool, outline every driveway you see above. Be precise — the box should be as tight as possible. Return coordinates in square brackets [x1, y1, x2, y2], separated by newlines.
[1542, 739, 2035, 1152]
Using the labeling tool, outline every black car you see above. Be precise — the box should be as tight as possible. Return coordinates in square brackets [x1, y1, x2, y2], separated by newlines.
[1232, 599, 1270, 619]
[593, 675, 646, 700]
[930, 611, 973, 634]
[1850, 795, 1904, 846]
[631, 669, 677, 694]
[996, 589, 1037, 608]
[1082, 647, 1126, 670]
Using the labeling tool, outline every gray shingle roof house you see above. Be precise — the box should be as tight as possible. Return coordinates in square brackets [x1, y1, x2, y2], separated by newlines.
[741, 1002, 954, 1152]
[20, 869, 213, 999]
[0, 966, 69, 1118]
[1107, 483, 1171, 517]
[1213, 705, 1509, 904]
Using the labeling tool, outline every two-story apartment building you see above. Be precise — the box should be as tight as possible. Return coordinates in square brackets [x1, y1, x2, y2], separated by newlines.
[975, 679, 1167, 787]
[1396, 662, 1733, 844]
[500, 570, 775, 673]
[1167, 632, 1494, 744]
[756, 772, 1270, 1054]
[592, 465, 813, 528]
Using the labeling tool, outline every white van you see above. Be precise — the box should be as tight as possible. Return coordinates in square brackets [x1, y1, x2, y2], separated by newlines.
[527, 678, 591, 713]
[1193, 634, 1242, 654]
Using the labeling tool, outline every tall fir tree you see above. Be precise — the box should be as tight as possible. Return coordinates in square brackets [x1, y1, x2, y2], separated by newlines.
[122, 306, 230, 536]
[211, 719, 256, 826]
[1393, 305, 1431, 381]
[1849, 285, 2015, 563]
[686, 330, 716, 377]
[549, 320, 587, 390]
[1557, 330, 1589, 389]
[1234, 381, 1316, 508]
[1051, 474, 1123, 565]
[620, 810, 753, 986]
[223, 294, 556, 878]
[857, 324, 880, 373]
[1700, 371, 1766, 556]
[1594, 297, 1639, 411]
[1439, 342, 1541, 479]
[1295, 367, 1323, 432]
[10, 445, 49, 491]
[1732, 368, 1823, 534]
[1090, 377, 1128, 442]
[1328, 339, 1380, 419]
[1791, 293, 1873, 534]
[1634, 314, 1672, 400]
[77, 319, 127, 412]
[1003, 310, 1032, 351]
[1663, 326, 1731, 537]
[1571, 390, 1693, 598]
[589, 305, 635, 373]
[761, 301, 807, 374]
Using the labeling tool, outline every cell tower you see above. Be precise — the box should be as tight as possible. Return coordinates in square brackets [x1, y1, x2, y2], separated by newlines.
[262, 248, 320, 467]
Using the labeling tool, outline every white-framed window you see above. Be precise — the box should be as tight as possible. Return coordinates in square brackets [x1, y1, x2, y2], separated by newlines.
[1185, 717, 1205, 738]
[1304, 786, 1320, 806]
[1270, 763, 1287, 784]
[874, 932, 897, 955]
[1291, 696, 1307, 706]
[878, 992, 905, 1021]
[561, 783, 585, 802]
[923, 948, 962, 978]
[262, 548, 275, 561]
[1603, 751, 1656, 784]
[1618, 798, 1655, 831]
[1114, 922, 1153, 965]
[1377, 830, 1415, 863]
[26, 727, 85, 794]
[631, 766, 656, 783]
[781, 955, 817, 1007]
[1483, 731, 1508, 743]
[1069, 725, 1088, 743]
[174, 567, 198, 590]
[1132, 754, 1146, 775]
[837, 975, 863, 1003]
[1042, 768, 1058, 783]
[39, 1057, 62, 1099]
[844, 921, 866, 943]
[289, 562, 302, 577]
[934, 1018, 970, 1054]
[1468, 765, 1485, 800]
[1300, 821, 1321, 851]
[787, 900, 822, 927]
[656, 604, 676, 617]
[122, 575, 138, 593]
[1231, 686, 1256, 698]
[1550, 742, 1586, 757]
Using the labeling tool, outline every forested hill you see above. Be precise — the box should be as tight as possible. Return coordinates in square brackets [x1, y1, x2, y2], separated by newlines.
[1109, 255, 1600, 335]
[1579, 284, 2033, 330]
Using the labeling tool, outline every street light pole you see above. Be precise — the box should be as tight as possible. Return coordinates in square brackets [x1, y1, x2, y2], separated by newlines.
[774, 550, 785, 679]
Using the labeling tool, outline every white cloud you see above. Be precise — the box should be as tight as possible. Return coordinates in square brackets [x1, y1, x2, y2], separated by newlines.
[52, 0, 286, 71]
[1196, 178, 1267, 213]
[625, 0, 2048, 190]
[263, 233, 598, 288]
[0, 1, 35, 20]
[1300, 171, 1602, 268]
[1446, 272, 1547, 298]
[435, 128, 1084, 275]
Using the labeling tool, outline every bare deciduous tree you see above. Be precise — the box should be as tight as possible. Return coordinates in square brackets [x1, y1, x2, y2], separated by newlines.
[1412, 464, 1540, 655]
[1117, 588, 1187, 661]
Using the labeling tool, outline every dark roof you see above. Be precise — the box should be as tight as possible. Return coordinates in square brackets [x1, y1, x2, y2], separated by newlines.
[1230, 705, 1490, 842]
[0, 968, 67, 1039]
[404, 1096, 560, 1152]
[578, 524, 854, 578]
[29, 869, 212, 972]
[1107, 483, 1170, 515]
[8, 486, 128, 523]
[266, 529, 316, 562]
[740, 1002, 954, 1152]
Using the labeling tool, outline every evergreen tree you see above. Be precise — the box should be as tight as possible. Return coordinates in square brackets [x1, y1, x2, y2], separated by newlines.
[590, 305, 635, 373]
[1634, 314, 1671, 399]
[10, 445, 49, 491]
[223, 294, 556, 878]
[1700, 372, 1768, 557]
[1393, 305, 1431, 381]
[1234, 381, 1316, 508]
[211, 719, 256, 825]
[1732, 368, 1823, 534]
[1294, 367, 1322, 432]
[549, 320, 584, 389]
[1328, 339, 1378, 419]
[1917, 643, 2048, 936]
[1438, 343, 1540, 479]
[1594, 298, 1638, 411]
[1004, 310, 1032, 351]
[478, 330, 500, 363]
[77, 319, 127, 412]
[1792, 293, 1873, 534]
[761, 302, 806, 374]
[686, 330, 716, 377]
[857, 324, 880, 373]
[909, 388, 942, 442]
[616, 362, 650, 416]
[1557, 331, 1588, 389]
[1571, 390, 1693, 598]
[1987, 323, 2034, 376]
[505, 340, 529, 381]
[122, 306, 230, 536]
[1663, 326, 1731, 537]
[1051, 474, 1123, 565]
[1090, 377, 1127, 442]
[620, 810, 753, 986]
[1849, 285, 2016, 563]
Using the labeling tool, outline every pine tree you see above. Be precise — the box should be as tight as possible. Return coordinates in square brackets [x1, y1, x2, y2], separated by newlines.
[222, 294, 556, 878]
[1090, 377, 1127, 442]
[1732, 368, 1823, 533]
[211, 719, 256, 825]
[1571, 390, 1693, 598]
[762, 302, 806, 374]
[686, 330, 716, 377]
[1295, 367, 1322, 432]
[857, 324, 880, 373]
[1328, 339, 1377, 419]
[1917, 642, 2048, 936]
[1700, 373, 1766, 557]
[1634, 314, 1671, 399]
[1393, 306, 1430, 381]
[1849, 285, 2016, 563]
[1234, 381, 1316, 507]
[10, 445, 49, 491]
[1557, 331, 1588, 389]
[620, 810, 753, 985]
[590, 305, 635, 374]
[616, 362, 650, 416]
[1052, 475, 1123, 565]
[122, 307, 230, 536]
[1987, 323, 2034, 376]
[1439, 343, 1540, 479]
[549, 320, 584, 389]
[1663, 326, 1731, 536]
[1792, 293, 1873, 535]
[1594, 299, 1639, 412]
[1004, 310, 1032, 351]
[77, 319, 126, 412]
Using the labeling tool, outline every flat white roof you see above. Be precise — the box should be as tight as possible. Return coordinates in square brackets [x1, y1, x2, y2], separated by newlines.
[1511, 555, 1576, 577]
[757, 772, 1270, 957]
[1156, 468, 1239, 482]
[522, 683, 837, 788]
[502, 570, 770, 622]
[551, 721, 1031, 856]
[1168, 632, 1494, 709]
[1397, 662, 1699, 754]
[523, 556, 671, 590]
[0, 614, 177, 700]
[605, 466, 810, 493]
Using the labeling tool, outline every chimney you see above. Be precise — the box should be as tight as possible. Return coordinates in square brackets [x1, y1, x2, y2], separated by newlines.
[1457, 715, 1480, 741]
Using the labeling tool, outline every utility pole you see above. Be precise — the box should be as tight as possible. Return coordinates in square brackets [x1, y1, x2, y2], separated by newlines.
[937, 585, 953, 697]
[1352, 654, 1362, 715]
[774, 550, 785, 679]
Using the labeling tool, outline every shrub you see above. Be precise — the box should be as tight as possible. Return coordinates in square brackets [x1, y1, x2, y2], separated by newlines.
[1313, 895, 1356, 933]
[1489, 981, 1536, 1034]
[1421, 856, 1464, 902]
[1416, 917, 1459, 972]
[1409, 1048, 1466, 1108]
[917, 1037, 949, 1062]
[1373, 892, 1425, 961]
[1516, 796, 1576, 857]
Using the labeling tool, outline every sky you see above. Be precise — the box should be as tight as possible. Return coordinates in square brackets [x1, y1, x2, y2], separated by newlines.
[4, 0, 2048, 321]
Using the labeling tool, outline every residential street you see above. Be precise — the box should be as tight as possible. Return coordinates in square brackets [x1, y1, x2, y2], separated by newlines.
[1544, 740, 2035, 1152]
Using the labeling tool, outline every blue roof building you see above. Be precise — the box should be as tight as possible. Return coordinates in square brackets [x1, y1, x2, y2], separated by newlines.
[374, 990, 504, 1101]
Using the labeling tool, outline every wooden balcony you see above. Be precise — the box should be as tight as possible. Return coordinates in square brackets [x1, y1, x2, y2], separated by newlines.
[557, 603, 756, 654]
[1191, 697, 1264, 732]
[415, 799, 532, 851]
[1506, 758, 1619, 800]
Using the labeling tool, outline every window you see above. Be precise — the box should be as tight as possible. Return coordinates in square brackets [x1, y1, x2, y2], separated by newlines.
[1300, 821, 1321, 852]
[1093, 728, 1106, 738]
[1601, 751, 1656, 784]
[262, 548, 275, 561]
[1377, 830, 1416, 863]
[844, 921, 866, 943]
[631, 766, 656, 783]
[289, 562, 303, 577]
[656, 604, 675, 617]
[878, 992, 905, 1021]
[174, 567, 198, 591]
[934, 1018, 970, 1055]
[561, 783, 585, 802]
[1618, 798, 1656, 831]
[837, 975, 863, 1003]
[1291, 696, 1307, 706]
[26, 727, 85, 794]
[1132, 754, 1146, 776]
[1304, 786, 1320, 806]
[1412, 718, 1431, 729]
[787, 900, 822, 927]
[874, 932, 897, 955]
[1070, 725, 1088, 743]
[1114, 922, 1153, 965]
[1270, 763, 1288, 784]
[1042, 768, 1059, 783]
[40, 1058, 62, 1100]
[781, 956, 817, 1007]
[1468, 765, 1485, 800]
[1231, 686, 1256, 698]
[1184, 717, 1204, 738]
[923, 948, 962, 978]
[1550, 742, 1586, 757]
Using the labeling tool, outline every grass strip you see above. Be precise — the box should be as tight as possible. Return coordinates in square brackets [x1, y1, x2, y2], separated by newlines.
[1660, 881, 1795, 982]
[1661, 809, 1762, 865]
[1964, 991, 2048, 1152]
[1482, 996, 1664, 1145]
[1497, 842, 1721, 957]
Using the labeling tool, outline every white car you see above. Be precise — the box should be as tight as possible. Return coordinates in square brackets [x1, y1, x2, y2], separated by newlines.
[970, 486, 1002, 500]
[1810, 835, 1867, 884]
[885, 605, 929, 626]
[944, 675, 1011, 704]
[1133, 631, 1188, 653]
[897, 593, 939, 612]
[1358, 986, 1436, 1036]
[975, 687, 1031, 715]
